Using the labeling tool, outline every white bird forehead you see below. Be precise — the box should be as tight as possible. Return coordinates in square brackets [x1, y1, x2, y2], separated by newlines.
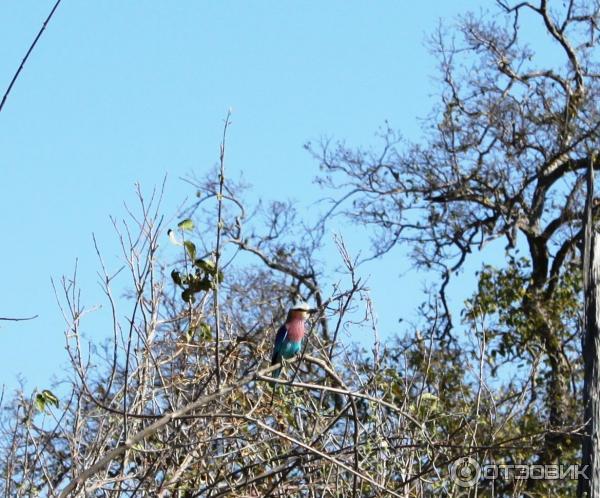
[290, 301, 310, 311]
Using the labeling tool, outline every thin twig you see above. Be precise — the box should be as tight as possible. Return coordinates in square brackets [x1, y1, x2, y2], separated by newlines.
[0, 315, 38, 322]
[0, 0, 62, 114]
[213, 110, 232, 390]
[57, 359, 294, 497]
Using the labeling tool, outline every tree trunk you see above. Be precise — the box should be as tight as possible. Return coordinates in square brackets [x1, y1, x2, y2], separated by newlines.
[580, 155, 599, 498]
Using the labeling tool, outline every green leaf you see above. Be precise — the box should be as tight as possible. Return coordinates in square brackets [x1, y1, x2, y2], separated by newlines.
[181, 289, 196, 304]
[167, 229, 182, 246]
[184, 322, 212, 342]
[177, 218, 194, 231]
[198, 322, 212, 340]
[184, 326, 196, 342]
[43, 390, 59, 408]
[419, 392, 438, 404]
[194, 259, 215, 273]
[35, 389, 59, 412]
[34, 394, 46, 412]
[417, 392, 439, 415]
[184, 241, 196, 261]
[171, 270, 183, 287]
[189, 276, 211, 293]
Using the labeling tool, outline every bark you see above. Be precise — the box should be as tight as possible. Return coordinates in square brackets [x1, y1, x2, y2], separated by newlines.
[580, 154, 599, 497]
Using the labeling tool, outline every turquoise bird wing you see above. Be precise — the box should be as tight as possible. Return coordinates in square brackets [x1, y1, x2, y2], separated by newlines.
[271, 324, 288, 365]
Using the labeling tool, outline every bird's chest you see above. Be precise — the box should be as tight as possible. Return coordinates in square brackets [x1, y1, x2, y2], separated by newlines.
[280, 339, 302, 359]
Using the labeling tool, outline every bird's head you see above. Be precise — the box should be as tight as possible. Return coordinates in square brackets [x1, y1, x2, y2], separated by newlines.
[288, 300, 313, 321]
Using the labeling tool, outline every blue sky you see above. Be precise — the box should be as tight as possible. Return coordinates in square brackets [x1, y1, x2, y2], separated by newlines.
[0, 1, 506, 393]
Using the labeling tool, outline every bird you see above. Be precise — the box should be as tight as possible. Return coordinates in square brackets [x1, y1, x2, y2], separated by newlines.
[270, 300, 311, 378]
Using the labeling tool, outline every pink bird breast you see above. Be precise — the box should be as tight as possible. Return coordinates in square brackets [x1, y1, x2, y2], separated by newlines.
[286, 317, 305, 342]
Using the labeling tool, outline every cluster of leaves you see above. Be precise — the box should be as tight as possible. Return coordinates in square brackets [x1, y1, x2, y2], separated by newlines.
[168, 218, 223, 303]
[464, 254, 581, 375]
[34, 389, 59, 413]
[464, 255, 540, 369]
[461, 252, 582, 490]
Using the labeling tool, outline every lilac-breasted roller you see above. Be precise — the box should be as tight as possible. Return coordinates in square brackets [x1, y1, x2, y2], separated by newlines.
[271, 301, 311, 377]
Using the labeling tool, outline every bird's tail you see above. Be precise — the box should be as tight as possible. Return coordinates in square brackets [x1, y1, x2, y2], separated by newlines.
[270, 353, 282, 379]
[269, 360, 281, 406]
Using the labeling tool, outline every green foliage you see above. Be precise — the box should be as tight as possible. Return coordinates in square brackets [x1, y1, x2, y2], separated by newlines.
[34, 390, 59, 413]
[169, 221, 223, 303]
[185, 322, 212, 342]
[172, 264, 212, 303]
[461, 252, 582, 481]
[463, 254, 581, 374]
[167, 218, 196, 248]
[183, 240, 196, 261]
[177, 218, 194, 231]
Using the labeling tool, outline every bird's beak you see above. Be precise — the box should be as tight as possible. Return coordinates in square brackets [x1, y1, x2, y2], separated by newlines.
[305, 309, 318, 317]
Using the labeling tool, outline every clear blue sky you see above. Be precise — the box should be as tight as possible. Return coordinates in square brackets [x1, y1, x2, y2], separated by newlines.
[1, 1, 506, 393]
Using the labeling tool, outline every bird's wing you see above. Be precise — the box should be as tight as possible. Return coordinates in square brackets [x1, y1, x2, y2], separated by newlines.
[271, 324, 288, 365]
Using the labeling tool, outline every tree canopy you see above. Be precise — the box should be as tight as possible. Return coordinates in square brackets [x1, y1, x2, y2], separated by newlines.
[2, 1, 600, 496]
